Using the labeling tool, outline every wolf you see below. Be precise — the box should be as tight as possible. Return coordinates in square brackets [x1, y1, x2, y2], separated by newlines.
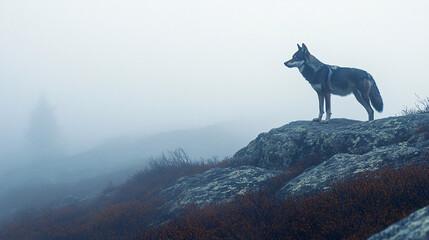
[284, 43, 383, 123]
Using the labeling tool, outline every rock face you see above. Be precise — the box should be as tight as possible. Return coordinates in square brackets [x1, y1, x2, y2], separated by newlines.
[232, 114, 429, 169]
[161, 166, 279, 213]
[368, 205, 429, 240]
[276, 142, 427, 198]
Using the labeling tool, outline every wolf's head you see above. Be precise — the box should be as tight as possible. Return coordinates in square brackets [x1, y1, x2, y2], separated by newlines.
[284, 43, 310, 68]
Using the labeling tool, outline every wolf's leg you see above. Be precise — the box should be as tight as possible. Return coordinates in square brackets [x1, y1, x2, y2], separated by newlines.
[353, 89, 374, 121]
[321, 92, 332, 124]
[313, 92, 324, 122]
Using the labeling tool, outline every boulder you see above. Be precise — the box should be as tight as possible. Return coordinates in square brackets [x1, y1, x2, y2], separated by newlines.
[232, 114, 429, 169]
[276, 142, 427, 198]
[161, 166, 279, 213]
[368, 205, 429, 240]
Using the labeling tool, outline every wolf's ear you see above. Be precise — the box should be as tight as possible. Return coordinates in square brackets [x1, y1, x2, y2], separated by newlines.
[297, 44, 302, 50]
[302, 43, 308, 52]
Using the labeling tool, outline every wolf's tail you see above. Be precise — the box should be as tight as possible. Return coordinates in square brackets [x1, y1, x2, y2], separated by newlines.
[369, 75, 383, 112]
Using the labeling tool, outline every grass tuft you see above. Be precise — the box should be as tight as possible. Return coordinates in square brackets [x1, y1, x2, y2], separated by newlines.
[401, 95, 429, 115]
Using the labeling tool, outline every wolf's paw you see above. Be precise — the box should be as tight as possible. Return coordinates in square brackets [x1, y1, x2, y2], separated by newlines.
[312, 118, 321, 122]
[320, 120, 329, 124]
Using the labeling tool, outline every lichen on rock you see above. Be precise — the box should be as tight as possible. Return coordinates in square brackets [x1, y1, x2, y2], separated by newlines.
[161, 166, 279, 213]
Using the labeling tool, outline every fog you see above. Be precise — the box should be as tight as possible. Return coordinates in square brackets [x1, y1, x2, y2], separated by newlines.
[1, 0, 429, 219]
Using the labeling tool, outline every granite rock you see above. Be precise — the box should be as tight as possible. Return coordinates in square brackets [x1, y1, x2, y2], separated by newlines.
[232, 114, 429, 169]
[161, 166, 279, 213]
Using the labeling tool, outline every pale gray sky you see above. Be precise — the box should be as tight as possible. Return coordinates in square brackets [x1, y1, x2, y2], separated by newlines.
[1, 0, 428, 154]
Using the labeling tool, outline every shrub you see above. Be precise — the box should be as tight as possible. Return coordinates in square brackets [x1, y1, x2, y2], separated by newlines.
[141, 164, 429, 240]
[108, 149, 224, 203]
[401, 95, 429, 115]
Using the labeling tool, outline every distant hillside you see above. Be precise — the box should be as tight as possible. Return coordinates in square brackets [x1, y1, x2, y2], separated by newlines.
[0, 122, 258, 223]
[70, 121, 258, 166]
[56, 122, 259, 184]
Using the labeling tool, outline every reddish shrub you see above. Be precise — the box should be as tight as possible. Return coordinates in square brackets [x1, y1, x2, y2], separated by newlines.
[1, 196, 163, 240]
[141, 164, 429, 240]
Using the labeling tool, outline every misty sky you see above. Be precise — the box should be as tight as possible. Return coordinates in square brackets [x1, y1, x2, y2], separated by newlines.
[1, 0, 429, 156]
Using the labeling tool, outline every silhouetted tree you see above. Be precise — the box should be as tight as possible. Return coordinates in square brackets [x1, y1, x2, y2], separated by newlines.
[26, 96, 64, 163]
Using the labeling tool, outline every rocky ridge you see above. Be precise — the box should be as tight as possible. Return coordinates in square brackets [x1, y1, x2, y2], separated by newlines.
[159, 113, 429, 236]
